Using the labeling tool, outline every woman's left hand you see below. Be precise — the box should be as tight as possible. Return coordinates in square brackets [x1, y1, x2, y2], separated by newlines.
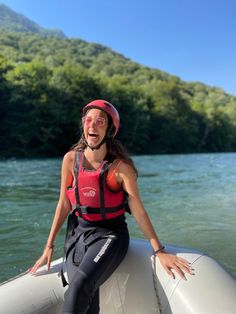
[156, 251, 193, 280]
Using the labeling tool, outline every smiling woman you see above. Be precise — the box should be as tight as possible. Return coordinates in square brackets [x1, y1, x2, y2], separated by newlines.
[29, 99, 193, 313]
[83, 109, 108, 151]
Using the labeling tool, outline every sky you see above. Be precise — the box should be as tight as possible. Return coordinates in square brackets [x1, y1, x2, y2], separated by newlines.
[1, 0, 236, 96]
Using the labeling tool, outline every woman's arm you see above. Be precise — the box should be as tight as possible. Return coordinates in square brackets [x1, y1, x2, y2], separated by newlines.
[30, 151, 74, 273]
[119, 162, 193, 280]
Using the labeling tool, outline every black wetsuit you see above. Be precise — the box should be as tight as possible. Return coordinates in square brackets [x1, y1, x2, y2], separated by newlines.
[61, 215, 129, 314]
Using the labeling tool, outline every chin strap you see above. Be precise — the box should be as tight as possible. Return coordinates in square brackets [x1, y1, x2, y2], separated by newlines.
[85, 134, 107, 151]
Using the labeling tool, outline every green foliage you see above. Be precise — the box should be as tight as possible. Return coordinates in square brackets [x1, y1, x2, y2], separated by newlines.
[0, 31, 236, 158]
[0, 4, 65, 37]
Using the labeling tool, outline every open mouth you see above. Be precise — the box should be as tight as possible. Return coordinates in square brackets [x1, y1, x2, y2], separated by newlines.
[88, 132, 98, 138]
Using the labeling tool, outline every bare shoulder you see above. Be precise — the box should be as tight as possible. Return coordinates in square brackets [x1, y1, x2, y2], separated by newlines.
[119, 161, 137, 180]
[63, 150, 75, 162]
[62, 150, 76, 171]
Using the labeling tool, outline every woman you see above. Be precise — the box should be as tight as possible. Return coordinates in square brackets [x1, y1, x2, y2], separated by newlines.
[30, 100, 192, 313]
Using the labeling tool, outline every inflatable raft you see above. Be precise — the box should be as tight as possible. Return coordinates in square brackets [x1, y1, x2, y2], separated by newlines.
[0, 238, 236, 314]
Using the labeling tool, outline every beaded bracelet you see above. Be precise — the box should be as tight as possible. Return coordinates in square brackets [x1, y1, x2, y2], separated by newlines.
[153, 245, 165, 255]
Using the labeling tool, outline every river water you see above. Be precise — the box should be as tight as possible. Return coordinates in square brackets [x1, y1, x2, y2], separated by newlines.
[0, 153, 236, 283]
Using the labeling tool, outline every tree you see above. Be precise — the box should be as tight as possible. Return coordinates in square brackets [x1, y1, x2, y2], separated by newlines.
[147, 81, 202, 153]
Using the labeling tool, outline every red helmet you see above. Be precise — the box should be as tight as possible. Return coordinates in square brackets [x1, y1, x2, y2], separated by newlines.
[82, 100, 120, 136]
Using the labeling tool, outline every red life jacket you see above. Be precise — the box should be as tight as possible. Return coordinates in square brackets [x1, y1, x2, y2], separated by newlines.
[66, 152, 129, 221]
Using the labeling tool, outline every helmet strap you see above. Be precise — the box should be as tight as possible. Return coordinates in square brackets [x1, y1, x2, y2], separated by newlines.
[84, 134, 107, 151]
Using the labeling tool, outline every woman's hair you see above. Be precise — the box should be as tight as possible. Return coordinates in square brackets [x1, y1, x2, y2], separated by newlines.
[71, 114, 138, 176]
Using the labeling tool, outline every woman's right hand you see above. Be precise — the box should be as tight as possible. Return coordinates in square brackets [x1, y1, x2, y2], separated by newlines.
[29, 245, 54, 274]
[29, 152, 73, 275]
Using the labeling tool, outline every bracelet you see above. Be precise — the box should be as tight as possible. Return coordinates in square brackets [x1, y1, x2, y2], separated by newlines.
[153, 245, 165, 255]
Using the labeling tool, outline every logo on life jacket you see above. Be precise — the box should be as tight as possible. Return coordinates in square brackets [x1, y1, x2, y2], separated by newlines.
[81, 187, 96, 197]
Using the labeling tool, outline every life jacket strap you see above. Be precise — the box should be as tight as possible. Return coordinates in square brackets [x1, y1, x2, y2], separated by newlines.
[74, 151, 81, 211]
[99, 161, 110, 220]
[76, 203, 125, 215]
[72, 151, 85, 218]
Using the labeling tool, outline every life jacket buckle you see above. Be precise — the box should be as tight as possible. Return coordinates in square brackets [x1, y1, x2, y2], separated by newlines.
[79, 205, 91, 215]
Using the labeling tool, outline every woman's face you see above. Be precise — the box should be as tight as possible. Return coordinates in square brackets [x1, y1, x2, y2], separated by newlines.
[83, 108, 109, 149]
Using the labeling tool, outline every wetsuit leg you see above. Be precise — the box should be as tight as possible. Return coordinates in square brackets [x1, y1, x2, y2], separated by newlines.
[62, 232, 129, 314]
[87, 289, 99, 314]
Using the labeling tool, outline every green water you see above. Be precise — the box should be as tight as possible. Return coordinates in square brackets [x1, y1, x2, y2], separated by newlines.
[0, 153, 236, 283]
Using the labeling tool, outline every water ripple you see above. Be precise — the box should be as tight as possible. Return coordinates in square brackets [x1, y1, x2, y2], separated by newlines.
[1, 154, 236, 282]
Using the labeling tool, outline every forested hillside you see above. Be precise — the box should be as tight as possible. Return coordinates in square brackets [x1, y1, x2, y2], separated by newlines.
[1, 5, 236, 157]
[0, 4, 65, 37]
